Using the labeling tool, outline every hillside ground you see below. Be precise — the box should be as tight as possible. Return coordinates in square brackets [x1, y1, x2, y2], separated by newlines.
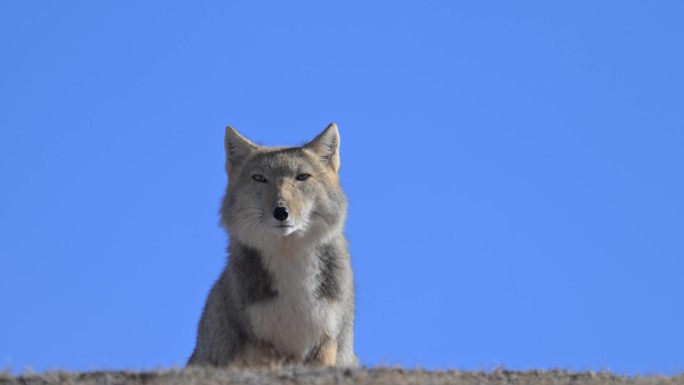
[2, 367, 683, 385]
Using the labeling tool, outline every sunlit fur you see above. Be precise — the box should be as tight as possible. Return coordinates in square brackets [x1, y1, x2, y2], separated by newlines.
[189, 124, 357, 367]
[221, 148, 346, 255]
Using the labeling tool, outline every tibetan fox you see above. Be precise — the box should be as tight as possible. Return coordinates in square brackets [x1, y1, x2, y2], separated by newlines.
[188, 123, 357, 367]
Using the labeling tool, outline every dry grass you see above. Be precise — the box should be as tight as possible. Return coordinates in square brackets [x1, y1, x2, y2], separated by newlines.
[2, 367, 683, 385]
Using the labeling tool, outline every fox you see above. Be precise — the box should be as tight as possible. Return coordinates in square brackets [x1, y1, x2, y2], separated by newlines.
[187, 123, 357, 367]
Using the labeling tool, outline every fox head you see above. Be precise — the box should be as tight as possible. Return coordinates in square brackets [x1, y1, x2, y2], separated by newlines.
[220, 123, 348, 252]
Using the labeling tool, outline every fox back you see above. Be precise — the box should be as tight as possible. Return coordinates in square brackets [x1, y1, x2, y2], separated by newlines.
[188, 123, 357, 367]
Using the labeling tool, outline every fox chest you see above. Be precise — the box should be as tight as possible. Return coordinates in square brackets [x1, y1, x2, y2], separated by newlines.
[245, 259, 340, 359]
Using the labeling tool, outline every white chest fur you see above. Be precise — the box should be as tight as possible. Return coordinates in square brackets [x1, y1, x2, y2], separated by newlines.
[246, 250, 340, 359]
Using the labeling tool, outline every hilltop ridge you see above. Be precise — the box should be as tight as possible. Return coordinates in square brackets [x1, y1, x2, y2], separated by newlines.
[2, 367, 682, 385]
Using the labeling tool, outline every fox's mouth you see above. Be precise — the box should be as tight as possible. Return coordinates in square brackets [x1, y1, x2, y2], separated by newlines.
[269, 223, 297, 237]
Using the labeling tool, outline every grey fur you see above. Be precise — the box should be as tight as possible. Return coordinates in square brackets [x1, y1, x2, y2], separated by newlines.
[314, 243, 342, 301]
[188, 124, 357, 367]
[231, 244, 278, 305]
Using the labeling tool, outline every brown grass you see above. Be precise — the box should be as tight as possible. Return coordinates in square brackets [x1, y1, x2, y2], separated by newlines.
[2, 367, 683, 385]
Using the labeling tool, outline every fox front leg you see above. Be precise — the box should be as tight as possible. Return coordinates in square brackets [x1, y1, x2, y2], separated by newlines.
[311, 339, 338, 366]
[235, 342, 281, 367]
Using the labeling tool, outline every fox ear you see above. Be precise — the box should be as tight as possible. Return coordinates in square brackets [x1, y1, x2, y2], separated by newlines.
[224, 126, 258, 175]
[304, 123, 340, 172]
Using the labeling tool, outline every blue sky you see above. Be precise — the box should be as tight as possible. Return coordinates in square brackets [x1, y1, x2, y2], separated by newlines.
[1, 0, 683, 375]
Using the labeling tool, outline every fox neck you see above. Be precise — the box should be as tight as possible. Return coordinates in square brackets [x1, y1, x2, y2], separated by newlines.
[230, 230, 340, 260]
[230, 235, 333, 296]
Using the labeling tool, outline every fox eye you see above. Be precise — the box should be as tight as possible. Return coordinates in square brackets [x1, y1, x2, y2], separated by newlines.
[296, 173, 311, 181]
[252, 174, 267, 183]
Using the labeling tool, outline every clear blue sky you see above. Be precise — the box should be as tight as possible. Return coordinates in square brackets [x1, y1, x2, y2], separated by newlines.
[1, 0, 683, 375]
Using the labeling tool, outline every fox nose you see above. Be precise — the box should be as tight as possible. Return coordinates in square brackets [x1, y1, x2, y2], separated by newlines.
[273, 207, 289, 221]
